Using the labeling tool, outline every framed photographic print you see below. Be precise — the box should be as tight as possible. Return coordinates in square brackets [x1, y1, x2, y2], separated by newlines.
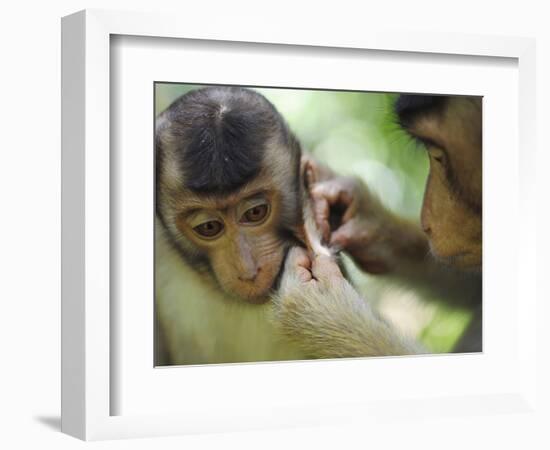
[61, 9, 538, 441]
[153, 83, 482, 368]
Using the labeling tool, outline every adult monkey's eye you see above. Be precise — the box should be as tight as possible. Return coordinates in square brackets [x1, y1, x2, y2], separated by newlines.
[241, 204, 269, 224]
[428, 146, 447, 165]
[415, 135, 446, 165]
[193, 220, 224, 238]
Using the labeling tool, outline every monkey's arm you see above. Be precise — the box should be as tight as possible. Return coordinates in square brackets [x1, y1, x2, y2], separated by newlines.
[365, 214, 482, 309]
[271, 249, 425, 358]
[311, 174, 481, 309]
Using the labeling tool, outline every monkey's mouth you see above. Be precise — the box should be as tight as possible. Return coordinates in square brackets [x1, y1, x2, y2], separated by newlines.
[230, 255, 288, 305]
[431, 247, 481, 271]
[239, 248, 290, 305]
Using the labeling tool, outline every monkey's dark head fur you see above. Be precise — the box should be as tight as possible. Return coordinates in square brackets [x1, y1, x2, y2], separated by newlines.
[156, 86, 294, 195]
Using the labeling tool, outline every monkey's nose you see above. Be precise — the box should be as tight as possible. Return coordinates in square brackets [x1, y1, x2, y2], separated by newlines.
[238, 267, 260, 282]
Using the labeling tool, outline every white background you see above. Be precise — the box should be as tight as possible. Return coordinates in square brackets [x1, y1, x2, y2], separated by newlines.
[1, 1, 548, 449]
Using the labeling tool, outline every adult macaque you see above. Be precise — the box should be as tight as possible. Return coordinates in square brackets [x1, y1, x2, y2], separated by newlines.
[272, 95, 482, 357]
[155, 86, 313, 365]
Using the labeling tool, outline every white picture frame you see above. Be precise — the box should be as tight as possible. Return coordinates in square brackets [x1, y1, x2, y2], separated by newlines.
[61, 9, 538, 441]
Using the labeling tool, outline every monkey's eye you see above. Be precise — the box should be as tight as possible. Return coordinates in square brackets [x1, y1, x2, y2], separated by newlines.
[241, 204, 269, 224]
[193, 220, 224, 239]
[428, 146, 447, 165]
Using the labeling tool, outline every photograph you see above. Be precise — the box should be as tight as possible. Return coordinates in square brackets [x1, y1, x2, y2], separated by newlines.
[154, 83, 482, 366]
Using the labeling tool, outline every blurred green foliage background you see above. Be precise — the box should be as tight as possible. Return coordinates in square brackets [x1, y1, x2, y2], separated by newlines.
[155, 83, 472, 353]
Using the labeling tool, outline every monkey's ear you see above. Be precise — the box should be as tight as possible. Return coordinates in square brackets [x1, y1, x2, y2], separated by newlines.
[300, 154, 334, 189]
[299, 154, 334, 256]
[301, 154, 316, 191]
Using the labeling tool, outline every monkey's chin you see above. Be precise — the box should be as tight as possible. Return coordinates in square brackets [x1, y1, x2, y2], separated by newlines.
[228, 279, 280, 305]
[431, 247, 481, 272]
[222, 283, 274, 305]
[225, 288, 271, 305]
[242, 294, 271, 305]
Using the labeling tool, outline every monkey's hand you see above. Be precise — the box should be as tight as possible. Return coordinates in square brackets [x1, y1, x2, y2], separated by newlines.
[271, 247, 424, 358]
[311, 176, 429, 274]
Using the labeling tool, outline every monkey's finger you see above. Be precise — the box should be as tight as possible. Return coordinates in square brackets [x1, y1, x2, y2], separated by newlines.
[311, 181, 345, 205]
[285, 246, 312, 271]
[341, 199, 359, 224]
[284, 247, 313, 283]
[329, 221, 356, 249]
[311, 181, 352, 240]
[312, 182, 354, 216]
[295, 266, 314, 283]
[312, 195, 331, 242]
[311, 254, 343, 281]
